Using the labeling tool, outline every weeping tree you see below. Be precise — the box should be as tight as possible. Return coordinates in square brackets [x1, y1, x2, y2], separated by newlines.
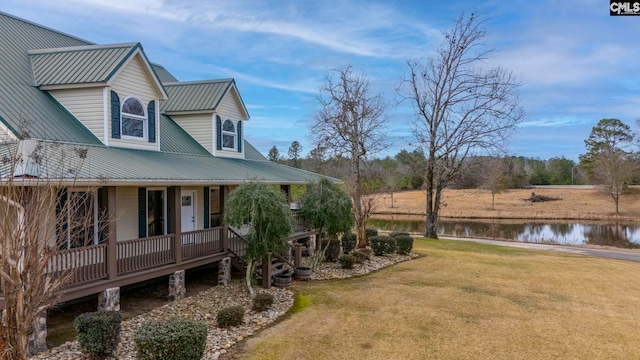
[223, 182, 293, 297]
[297, 178, 353, 268]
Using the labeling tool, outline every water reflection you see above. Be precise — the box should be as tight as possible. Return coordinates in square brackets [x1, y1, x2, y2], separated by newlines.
[368, 217, 640, 249]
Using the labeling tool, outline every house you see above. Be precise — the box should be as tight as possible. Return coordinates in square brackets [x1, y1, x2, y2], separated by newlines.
[0, 10, 323, 346]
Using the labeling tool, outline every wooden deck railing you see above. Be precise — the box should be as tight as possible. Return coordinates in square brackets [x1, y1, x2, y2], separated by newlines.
[49, 243, 109, 286]
[228, 228, 248, 259]
[182, 227, 224, 260]
[117, 234, 175, 275]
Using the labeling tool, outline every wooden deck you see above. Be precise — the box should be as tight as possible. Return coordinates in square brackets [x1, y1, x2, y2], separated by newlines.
[0, 226, 315, 308]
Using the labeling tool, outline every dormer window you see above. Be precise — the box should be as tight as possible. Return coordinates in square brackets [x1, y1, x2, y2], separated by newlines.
[222, 119, 236, 150]
[122, 97, 146, 139]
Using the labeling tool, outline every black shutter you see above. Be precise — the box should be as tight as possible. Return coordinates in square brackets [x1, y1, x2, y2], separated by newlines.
[138, 187, 146, 238]
[56, 189, 68, 249]
[148, 100, 156, 143]
[111, 90, 121, 139]
[237, 121, 242, 153]
[203, 187, 210, 229]
[216, 115, 222, 150]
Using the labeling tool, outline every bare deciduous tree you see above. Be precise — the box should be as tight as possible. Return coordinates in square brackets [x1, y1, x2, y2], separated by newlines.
[480, 156, 507, 210]
[594, 149, 637, 215]
[397, 13, 525, 238]
[312, 66, 387, 247]
[0, 139, 106, 359]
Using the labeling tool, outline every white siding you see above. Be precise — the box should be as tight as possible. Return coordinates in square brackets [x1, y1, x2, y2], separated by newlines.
[49, 87, 104, 142]
[108, 53, 160, 151]
[116, 187, 139, 241]
[216, 88, 247, 121]
[171, 113, 213, 153]
[0, 121, 17, 141]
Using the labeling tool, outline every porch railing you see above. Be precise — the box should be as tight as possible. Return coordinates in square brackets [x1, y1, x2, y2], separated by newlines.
[49, 243, 109, 286]
[182, 227, 224, 260]
[117, 234, 175, 275]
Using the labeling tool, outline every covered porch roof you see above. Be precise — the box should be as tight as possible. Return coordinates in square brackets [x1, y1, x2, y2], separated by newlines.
[1, 139, 337, 186]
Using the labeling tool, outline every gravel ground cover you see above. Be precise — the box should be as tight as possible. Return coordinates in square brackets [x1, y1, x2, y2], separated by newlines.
[30, 252, 415, 360]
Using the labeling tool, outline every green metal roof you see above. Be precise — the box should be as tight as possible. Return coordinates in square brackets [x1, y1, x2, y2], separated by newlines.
[29, 43, 138, 86]
[162, 79, 234, 113]
[0, 11, 101, 144]
[244, 141, 268, 161]
[151, 63, 179, 83]
[3, 140, 334, 185]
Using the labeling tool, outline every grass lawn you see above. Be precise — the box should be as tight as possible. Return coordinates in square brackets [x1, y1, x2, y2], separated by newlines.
[233, 238, 640, 359]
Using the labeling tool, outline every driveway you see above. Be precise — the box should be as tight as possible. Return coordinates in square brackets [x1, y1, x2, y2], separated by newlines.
[440, 235, 640, 262]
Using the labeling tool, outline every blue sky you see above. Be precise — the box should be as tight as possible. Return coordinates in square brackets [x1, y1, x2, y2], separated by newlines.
[3, 0, 640, 161]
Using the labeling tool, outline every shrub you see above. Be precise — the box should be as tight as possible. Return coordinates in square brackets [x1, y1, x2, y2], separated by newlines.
[352, 248, 373, 263]
[365, 228, 378, 245]
[74, 311, 121, 360]
[134, 318, 207, 360]
[322, 237, 341, 262]
[370, 236, 397, 256]
[341, 232, 357, 254]
[395, 235, 414, 254]
[338, 254, 356, 269]
[389, 231, 410, 239]
[252, 293, 274, 312]
[216, 305, 245, 327]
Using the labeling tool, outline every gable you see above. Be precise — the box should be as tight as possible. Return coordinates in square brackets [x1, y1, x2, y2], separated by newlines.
[216, 85, 249, 121]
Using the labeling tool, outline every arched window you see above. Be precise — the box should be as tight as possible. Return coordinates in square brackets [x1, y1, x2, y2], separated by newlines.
[222, 119, 236, 149]
[121, 97, 146, 139]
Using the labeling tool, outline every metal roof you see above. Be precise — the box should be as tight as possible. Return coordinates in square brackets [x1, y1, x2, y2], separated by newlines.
[151, 63, 179, 83]
[29, 43, 137, 86]
[162, 80, 234, 113]
[2, 140, 334, 186]
[0, 12, 102, 144]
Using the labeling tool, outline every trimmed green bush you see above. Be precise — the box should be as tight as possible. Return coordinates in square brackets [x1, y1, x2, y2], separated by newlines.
[370, 235, 397, 256]
[352, 248, 373, 263]
[365, 228, 378, 245]
[252, 293, 274, 312]
[395, 235, 414, 254]
[389, 231, 410, 239]
[216, 305, 245, 327]
[74, 311, 121, 360]
[322, 237, 341, 262]
[134, 318, 206, 360]
[341, 232, 357, 254]
[338, 254, 356, 269]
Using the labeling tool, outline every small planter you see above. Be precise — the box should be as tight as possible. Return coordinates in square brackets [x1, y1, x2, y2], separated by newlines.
[294, 266, 312, 281]
[273, 274, 292, 288]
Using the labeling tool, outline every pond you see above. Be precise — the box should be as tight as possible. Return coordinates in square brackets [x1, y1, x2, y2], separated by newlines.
[368, 216, 640, 249]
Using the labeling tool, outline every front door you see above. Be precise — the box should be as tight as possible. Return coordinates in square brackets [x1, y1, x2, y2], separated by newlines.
[181, 190, 196, 233]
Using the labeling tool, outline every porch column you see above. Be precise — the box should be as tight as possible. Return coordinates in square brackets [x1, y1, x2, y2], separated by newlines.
[169, 186, 182, 264]
[105, 187, 117, 280]
[262, 253, 272, 288]
[221, 185, 229, 251]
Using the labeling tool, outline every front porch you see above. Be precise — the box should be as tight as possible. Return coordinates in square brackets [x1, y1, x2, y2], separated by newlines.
[0, 221, 314, 308]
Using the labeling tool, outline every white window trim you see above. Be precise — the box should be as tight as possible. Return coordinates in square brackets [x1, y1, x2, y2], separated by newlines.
[121, 96, 148, 141]
[67, 189, 99, 248]
[221, 118, 236, 150]
[147, 187, 167, 237]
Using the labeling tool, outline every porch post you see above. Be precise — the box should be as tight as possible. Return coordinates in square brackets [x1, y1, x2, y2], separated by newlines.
[221, 185, 229, 251]
[170, 186, 182, 264]
[106, 187, 117, 280]
[262, 253, 272, 288]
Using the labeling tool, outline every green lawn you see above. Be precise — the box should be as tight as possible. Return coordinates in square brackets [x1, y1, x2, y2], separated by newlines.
[233, 238, 640, 359]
